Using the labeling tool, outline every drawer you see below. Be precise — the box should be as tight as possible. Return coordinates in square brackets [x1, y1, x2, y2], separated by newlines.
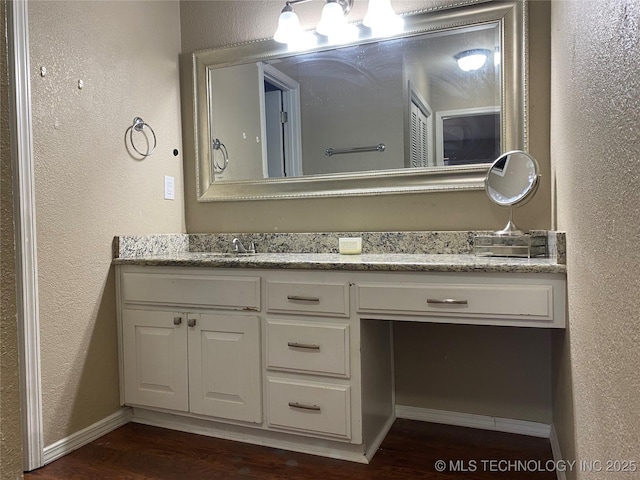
[267, 377, 351, 440]
[267, 281, 349, 317]
[357, 282, 554, 321]
[265, 319, 350, 377]
[121, 272, 260, 310]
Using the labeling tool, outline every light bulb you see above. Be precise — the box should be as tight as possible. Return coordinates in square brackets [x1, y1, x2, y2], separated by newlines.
[457, 53, 487, 71]
[316, 1, 347, 37]
[274, 9, 302, 44]
[363, 0, 404, 37]
[454, 49, 491, 72]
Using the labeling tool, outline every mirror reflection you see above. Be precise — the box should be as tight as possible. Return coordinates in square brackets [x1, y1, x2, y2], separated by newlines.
[485, 150, 540, 236]
[210, 23, 501, 182]
[194, 1, 526, 201]
[486, 151, 540, 206]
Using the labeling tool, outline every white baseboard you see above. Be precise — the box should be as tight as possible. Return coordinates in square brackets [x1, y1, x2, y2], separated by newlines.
[395, 405, 551, 438]
[40, 406, 556, 468]
[132, 408, 371, 464]
[43, 408, 133, 465]
[549, 424, 567, 480]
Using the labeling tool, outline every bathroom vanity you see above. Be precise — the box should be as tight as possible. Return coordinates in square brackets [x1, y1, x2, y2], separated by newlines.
[114, 235, 566, 463]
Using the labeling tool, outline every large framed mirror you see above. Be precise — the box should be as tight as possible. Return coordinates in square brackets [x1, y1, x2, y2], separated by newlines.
[193, 0, 526, 201]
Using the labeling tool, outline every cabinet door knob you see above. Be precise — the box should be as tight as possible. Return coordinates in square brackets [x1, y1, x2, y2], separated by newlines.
[173, 316, 183, 326]
[187, 318, 197, 327]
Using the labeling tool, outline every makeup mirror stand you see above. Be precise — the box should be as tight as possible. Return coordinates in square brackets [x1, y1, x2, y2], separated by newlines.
[475, 150, 545, 257]
[495, 207, 525, 236]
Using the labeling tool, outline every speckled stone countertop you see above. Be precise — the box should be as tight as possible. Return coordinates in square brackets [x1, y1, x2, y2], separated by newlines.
[113, 232, 566, 274]
[113, 252, 564, 274]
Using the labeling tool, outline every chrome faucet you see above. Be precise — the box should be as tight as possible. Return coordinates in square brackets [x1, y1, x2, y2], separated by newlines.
[232, 238, 256, 255]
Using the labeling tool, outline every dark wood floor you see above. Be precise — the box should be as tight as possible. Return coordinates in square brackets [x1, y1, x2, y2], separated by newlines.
[26, 419, 556, 479]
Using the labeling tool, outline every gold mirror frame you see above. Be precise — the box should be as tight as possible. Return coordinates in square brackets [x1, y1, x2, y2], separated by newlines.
[193, 0, 527, 202]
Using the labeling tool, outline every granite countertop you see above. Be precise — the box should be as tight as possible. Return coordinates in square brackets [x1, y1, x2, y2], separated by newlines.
[113, 252, 566, 274]
[113, 232, 566, 274]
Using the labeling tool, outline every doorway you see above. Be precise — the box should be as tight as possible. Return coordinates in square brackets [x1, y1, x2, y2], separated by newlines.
[259, 63, 303, 178]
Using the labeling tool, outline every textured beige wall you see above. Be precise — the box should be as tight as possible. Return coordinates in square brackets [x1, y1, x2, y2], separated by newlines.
[395, 323, 553, 423]
[180, 0, 551, 234]
[180, 1, 554, 422]
[28, 1, 184, 446]
[1, 1, 24, 477]
[551, 1, 640, 478]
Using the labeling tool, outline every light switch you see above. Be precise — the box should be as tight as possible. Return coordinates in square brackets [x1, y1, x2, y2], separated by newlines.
[164, 175, 175, 200]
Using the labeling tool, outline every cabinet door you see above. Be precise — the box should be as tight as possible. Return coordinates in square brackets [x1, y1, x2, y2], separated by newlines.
[188, 313, 261, 423]
[122, 309, 189, 412]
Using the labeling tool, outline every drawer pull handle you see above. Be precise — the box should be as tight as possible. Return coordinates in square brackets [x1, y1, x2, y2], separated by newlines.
[427, 298, 468, 305]
[287, 342, 321, 350]
[288, 402, 321, 412]
[287, 295, 320, 303]
[173, 316, 183, 326]
[187, 318, 197, 327]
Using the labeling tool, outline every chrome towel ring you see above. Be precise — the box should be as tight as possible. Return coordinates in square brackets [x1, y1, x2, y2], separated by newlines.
[127, 117, 156, 157]
[212, 138, 229, 173]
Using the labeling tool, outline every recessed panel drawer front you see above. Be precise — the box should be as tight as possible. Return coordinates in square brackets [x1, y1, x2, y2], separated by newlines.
[357, 283, 554, 321]
[121, 273, 260, 310]
[266, 319, 350, 377]
[266, 281, 349, 317]
[267, 377, 351, 440]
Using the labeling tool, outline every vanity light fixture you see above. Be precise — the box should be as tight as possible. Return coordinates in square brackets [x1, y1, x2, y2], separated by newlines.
[273, 0, 402, 47]
[363, 0, 404, 37]
[454, 49, 492, 72]
[273, 2, 303, 44]
[316, 0, 351, 36]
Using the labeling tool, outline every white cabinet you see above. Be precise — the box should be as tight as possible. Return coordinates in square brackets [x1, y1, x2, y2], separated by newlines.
[118, 269, 262, 425]
[265, 318, 350, 377]
[120, 271, 260, 310]
[356, 272, 566, 328]
[188, 312, 261, 423]
[118, 265, 393, 462]
[266, 376, 352, 439]
[266, 280, 350, 317]
[122, 309, 189, 412]
[263, 276, 364, 443]
[117, 264, 565, 463]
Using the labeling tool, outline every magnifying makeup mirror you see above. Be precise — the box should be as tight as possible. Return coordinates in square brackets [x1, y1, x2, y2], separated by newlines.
[485, 150, 540, 236]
